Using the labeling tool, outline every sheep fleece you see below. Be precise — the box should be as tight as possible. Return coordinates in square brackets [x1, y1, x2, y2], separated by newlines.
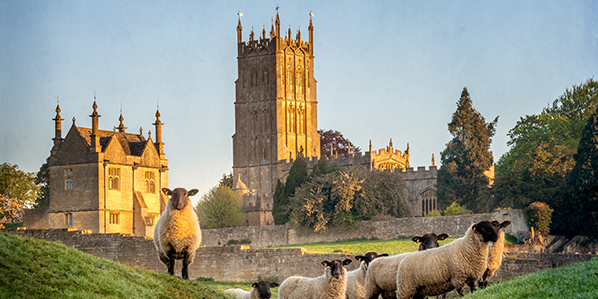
[363, 253, 410, 298]
[485, 228, 506, 279]
[224, 288, 259, 299]
[153, 202, 201, 262]
[278, 267, 347, 299]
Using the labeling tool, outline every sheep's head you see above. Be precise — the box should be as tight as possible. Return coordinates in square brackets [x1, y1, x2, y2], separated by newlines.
[412, 233, 449, 251]
[472, 221, 499, 243]
[491, 220, 511, 232]
[322, 259, 352, 279]
[355, 252, 388, 270]
[162, 187, 199, 210]
[252, 280, 279, 299]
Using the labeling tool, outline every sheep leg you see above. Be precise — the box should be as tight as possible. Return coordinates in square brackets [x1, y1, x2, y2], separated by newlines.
[455, 286, 465, 296]
[467, 281, 477, 292]
[182, 250, 190, 280]
[167, 250, 176, 276]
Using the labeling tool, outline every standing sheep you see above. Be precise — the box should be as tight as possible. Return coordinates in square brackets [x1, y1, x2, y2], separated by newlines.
[278, 259, 352, 299]
[345, 252, 388, 299]
[153, 187, 201, 280]
[395, 221, 498, 299]
[478, 220, 511, 288]
[224, 280, 279, 299]
[412, 233, 449, 251]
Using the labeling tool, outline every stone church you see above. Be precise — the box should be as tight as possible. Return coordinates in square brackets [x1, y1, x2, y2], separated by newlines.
[231, 13, 443, 226]
[24, 101, 168, 237]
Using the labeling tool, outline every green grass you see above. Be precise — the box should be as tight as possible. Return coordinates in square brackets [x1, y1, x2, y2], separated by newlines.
[0, 231, 230, 299]
[465, 257, 598, 298]
[271, 236, 458, 255]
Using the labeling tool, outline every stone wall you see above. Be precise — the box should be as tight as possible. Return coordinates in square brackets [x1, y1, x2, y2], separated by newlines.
[201, 209, 529, 248]
[6, 227, 594, 283]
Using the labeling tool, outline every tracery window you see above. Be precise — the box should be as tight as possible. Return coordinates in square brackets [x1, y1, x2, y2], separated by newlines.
[144, 172, 155, 193]
[420, 189, 438, 216]
[108, 168, 120, 190]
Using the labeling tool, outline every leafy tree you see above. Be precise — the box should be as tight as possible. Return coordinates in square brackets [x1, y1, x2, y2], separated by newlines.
[272, 155, 308, 225]
[560, 110, 598, 238]
[437, 87, 498, 213]
[34, 158, 50, 208]
[0, 163, 40, 223]
[443, 202, 473, 216]
[319, 129, 362, 157]
[219, 172, 233, 189]
[195, 185, 244, 229]
[525, 201, 554, 237]
[353, 169, 410, 220]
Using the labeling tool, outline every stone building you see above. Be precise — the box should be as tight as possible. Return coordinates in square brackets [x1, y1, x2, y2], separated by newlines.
[24, 101, 168, 236]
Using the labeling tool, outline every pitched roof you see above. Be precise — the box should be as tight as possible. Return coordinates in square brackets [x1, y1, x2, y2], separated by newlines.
[76, 127, 149, 156]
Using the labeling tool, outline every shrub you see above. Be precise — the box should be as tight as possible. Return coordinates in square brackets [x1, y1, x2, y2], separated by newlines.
[195, 185, 244, 229]
[525, 201, 554, 236]
[443, 202, 472, 215]
[425, 210, 442, 217]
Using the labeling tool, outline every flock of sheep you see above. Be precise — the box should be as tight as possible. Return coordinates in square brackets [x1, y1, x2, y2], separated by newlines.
[153, 187, 511, 299]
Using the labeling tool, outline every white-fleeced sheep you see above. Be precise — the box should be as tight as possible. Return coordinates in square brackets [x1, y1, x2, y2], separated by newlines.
[345, 252, 388, 299]
[278, 259, 352, 299]
[224, 280, 279, 299]
[395, 221, 499, 299]
[153, 187, 201, 280]
[478, 220, 511, 288]
[412, 233, 449, 251]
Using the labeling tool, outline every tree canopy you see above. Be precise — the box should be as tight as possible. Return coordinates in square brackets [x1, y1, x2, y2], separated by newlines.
[195, 184, 244, 229]
[437, 87, 498, 213]
[319, 129, 362, 157]
[0, 163, 40, 223]
[34, 158, 50, 208]
[272, 155, 308, 225]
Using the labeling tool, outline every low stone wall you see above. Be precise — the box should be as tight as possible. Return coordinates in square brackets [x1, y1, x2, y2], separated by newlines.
[202, 210, 529, 248]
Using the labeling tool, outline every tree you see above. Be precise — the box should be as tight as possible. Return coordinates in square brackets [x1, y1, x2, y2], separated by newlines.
[34, 158, 50, 208]
[443, 202, 473, 216]
[561, 110, 598, 238]
[195, 185, 244, 229]
[353, 169, 410, 220]
[0, 163, 40, 223]
[319, 129, 362, 157]
[272, 155, 308, 225]
[437, 87, 498, 213]
[525, 201, 554, 237]
[219, 172, 233, 189]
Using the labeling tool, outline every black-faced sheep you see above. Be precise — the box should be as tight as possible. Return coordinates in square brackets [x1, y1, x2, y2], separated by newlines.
[412, 233, 449, 251]
[345, 252, 388, 299]
[395, 221, 499, 299]
[278, 259, 352, 299]
[224, 280, 279, 299]
[153, 187, 201, 280]
[478, 220, 511, 288]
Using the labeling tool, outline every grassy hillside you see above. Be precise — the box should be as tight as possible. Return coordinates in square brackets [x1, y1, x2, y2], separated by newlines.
[0, 231, 229, 299]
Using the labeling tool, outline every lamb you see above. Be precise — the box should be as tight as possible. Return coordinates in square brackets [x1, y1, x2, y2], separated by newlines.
[478, 220, 511, 288]
[364, 233, 448, 299]
[153, 187, 201, 280]
[224, 280, 279, 299]
[395, 221, 499, 299]
[412, 233, 449, 251]
[345, 252, 388, 299]
[278, 259, 352, 299]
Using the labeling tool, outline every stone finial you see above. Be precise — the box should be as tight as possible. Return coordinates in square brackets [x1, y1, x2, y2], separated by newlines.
[432, 153, 435, 167]
[117, 114, 127, 132]
[139, 127, 143, 138]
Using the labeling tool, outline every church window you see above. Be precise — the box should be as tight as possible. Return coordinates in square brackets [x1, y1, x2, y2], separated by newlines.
[108, 168, 120, 190]
[420, 189, 438, 216]
[296, 68, 303, 97]
[109, 212, 119, 224]
[288, 104, 296, 133]
[286, 66, 294, 95]
[145, 172, 155, 193]
[64, 168, 73, 191]
[64, 213, 73, 225]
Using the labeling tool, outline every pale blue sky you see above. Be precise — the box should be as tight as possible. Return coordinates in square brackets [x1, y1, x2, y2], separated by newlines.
[1, 0, 597, 202]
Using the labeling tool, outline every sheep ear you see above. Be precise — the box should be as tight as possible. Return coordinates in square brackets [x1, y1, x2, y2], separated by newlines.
[162, 188, 172, 195]
[343, 259, 352, 266]
[379, 253, 389, 257]
[188, 189, 199, 197]
[412, 237, 421, 243]
[438, 233, 449, 240]
[491, 220, 501, 229]
[322, 261, 330, 267]
[271, 282, 279, 287]
[355, 255, 365, 262]
[252, 283, 257, 288]
[501, 221, 511, 229]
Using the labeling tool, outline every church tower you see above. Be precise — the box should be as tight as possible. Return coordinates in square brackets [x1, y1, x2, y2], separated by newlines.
[232, 12, 320, 225]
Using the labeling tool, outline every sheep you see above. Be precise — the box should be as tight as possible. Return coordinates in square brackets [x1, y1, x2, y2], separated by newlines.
[395, 221, 499, 299]
[278, 259, 352, 299]
[478, 220, 511, 289]
[412, 233, 449, 251]
[153, 187, 201, 280]
[345, 252, 388, 299]
[224, 280, 279, 299]
[364, 233, 448, 299]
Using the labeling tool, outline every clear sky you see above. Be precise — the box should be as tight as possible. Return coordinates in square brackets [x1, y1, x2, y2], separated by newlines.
[1, 0, 597, 205]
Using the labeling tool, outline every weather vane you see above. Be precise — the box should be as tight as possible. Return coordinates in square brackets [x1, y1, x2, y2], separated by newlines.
[309, 11, 314, 18]
[236, 11, 243, 18]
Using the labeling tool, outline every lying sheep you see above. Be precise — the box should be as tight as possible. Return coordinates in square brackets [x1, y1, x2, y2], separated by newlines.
[412, 233, 449, 251]
[224, 280, 279, 299]
[345, 252, 388, 299]
[395, 221, 499, 299]
[278, 259, 352, 299]
[478, 220, 511, 288]
[364, 233, 448, 299]
[153, 187, 201, 280]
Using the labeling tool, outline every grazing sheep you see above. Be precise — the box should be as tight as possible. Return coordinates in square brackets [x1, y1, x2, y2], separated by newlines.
[478, 220, 511, 288]
[395, 221, 499, 299]
[412, 233, 449, 251]
[345, 252, 388, 299]
[364, 233, 448, 299]
[278, 259, 352, 299]
[153, 187, 201, 280]
[224, 280, 279, 299]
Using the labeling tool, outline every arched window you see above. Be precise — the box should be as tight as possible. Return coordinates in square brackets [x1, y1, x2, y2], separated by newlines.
[65, 178, 73, 191]
[420, 189, 438, 216]
[144, 172, 155, 193]
[108, 177, 113, 189]
[108, 168, 120, 190]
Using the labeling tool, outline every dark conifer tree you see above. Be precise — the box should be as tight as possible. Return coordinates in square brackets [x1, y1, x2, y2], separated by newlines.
[437, 87, 498, 212]
[272, 154, 308, 225]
